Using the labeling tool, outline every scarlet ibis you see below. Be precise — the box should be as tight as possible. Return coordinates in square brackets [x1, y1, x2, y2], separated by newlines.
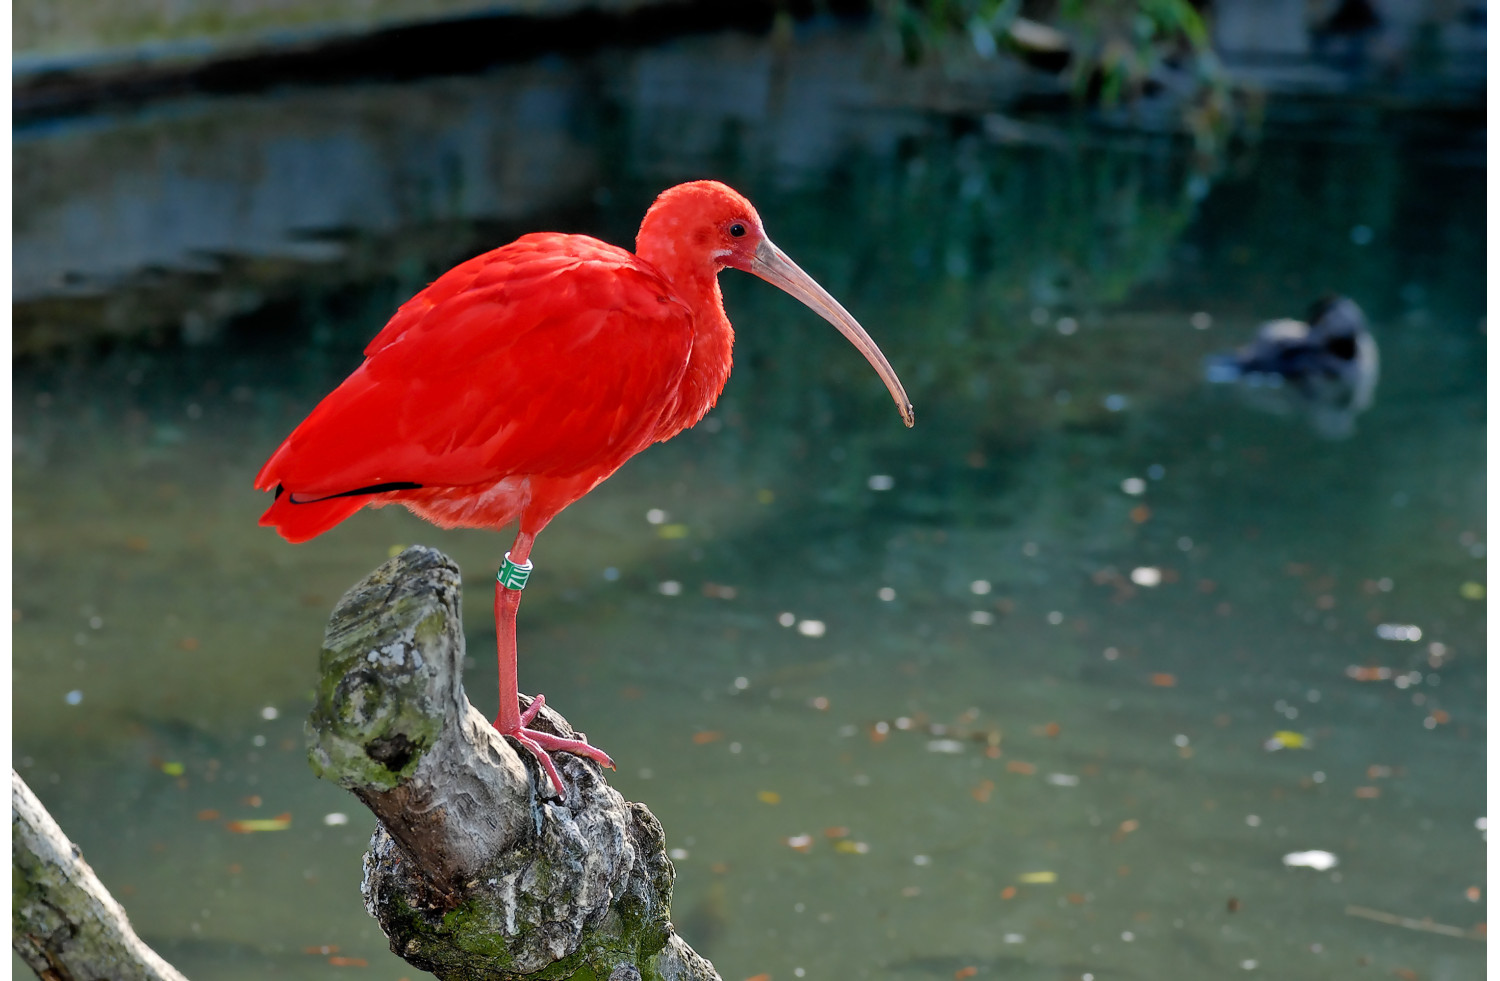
[255, 180, 913, 797]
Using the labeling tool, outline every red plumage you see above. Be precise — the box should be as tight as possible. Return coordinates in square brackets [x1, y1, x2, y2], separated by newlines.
[255, 233, 700, 540]
[255, 180, 910, 797]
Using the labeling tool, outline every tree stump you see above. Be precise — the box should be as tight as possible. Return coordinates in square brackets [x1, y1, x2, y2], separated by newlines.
[308, 545, 720, 981]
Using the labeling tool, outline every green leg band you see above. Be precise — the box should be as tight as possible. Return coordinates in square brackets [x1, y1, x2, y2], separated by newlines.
[497, 552, 533, 590]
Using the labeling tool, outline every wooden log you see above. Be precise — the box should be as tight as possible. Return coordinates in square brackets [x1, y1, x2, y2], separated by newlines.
[12, 769, 190, 981]
[308, 544, 721, 981]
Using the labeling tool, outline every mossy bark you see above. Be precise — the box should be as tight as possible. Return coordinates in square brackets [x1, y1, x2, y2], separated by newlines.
[12, 769, 190, 981]
[309, 545, 721, 981]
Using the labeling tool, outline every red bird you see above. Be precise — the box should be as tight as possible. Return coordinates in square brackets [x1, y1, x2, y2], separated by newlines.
[255, 180, 912, 797]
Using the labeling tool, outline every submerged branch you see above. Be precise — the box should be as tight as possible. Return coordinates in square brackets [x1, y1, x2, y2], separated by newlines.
[308, 545, 721, 981]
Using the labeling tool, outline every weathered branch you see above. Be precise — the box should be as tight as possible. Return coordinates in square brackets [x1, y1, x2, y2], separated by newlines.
[12, 769, 190, 981]
[308, 545, 721, 981]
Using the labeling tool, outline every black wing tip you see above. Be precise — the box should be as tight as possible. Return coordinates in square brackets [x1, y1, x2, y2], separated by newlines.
[286, 481, 423, 505]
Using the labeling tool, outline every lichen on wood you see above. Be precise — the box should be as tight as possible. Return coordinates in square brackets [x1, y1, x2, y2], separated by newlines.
[308, 544, 721, 981]
[12, 769, 190, 981]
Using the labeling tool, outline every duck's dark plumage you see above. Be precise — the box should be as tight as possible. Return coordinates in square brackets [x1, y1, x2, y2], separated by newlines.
[1205, 295, 1380, 438]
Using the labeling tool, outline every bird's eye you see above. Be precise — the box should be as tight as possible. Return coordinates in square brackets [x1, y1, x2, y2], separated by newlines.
[729, 223, 747, 238]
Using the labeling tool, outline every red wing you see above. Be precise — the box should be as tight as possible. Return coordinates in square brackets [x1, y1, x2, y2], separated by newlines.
[255, 234, 695, 496]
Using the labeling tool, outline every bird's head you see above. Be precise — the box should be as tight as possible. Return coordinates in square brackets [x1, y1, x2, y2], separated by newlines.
[637, 180, 767, 276]
[639, 180, 914, 428]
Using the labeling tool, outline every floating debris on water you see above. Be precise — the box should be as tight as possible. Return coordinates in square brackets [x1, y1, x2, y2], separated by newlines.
[796, 619, 826, 637]
[1282, 850, 1338, 870]
[1264, 731, 1310, 751]
[1375, 623, 1423, 642]
[1131, 566, 1163, 587]
[784, 834, 813, 852]
[1345, 905, 1486, 940]
[323, 812, 349, 826]
[1046, 773, 1080, 787]
[226, 813, 292, 833]
[1018, 870, 1056, 884]
[926, 739, 965, 754]
[835, 840, 870, 855]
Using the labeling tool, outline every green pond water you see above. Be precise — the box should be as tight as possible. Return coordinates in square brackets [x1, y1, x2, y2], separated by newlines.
[12, 25, 1486, 981]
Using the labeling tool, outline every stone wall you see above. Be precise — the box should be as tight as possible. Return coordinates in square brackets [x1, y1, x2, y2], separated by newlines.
[14, 0, 677, 75]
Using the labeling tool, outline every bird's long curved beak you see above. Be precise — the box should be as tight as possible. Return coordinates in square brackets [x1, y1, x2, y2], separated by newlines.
[749, 239, 915, 428]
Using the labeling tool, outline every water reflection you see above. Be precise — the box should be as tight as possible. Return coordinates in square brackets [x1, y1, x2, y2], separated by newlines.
[12, 22, 1486, 981]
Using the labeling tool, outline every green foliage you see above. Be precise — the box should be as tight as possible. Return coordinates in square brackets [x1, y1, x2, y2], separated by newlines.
[878, 0, 1238, 152]
[878, 0, 1023, 64]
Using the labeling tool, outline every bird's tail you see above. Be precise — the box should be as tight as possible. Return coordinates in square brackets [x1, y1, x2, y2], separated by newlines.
[258, 486, 370, 544]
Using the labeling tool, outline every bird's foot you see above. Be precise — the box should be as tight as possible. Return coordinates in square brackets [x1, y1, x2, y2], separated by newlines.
[497, 694, 616, 800]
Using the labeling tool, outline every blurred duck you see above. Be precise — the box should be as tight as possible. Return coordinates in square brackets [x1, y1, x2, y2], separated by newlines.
[1205, 295, 1379, 438]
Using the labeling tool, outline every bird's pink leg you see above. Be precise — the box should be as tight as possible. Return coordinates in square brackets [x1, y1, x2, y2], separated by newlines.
[493, 532, 614, 798]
